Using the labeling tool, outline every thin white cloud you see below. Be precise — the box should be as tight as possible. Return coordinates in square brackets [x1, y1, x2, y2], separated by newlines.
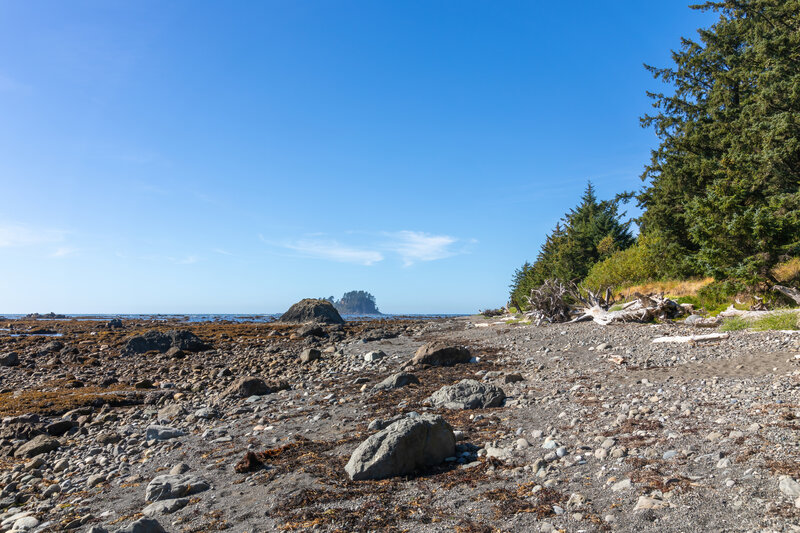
[51, 247, 78, 258]
[0, 224, 65, 247]
[384, 231, 458, 266]
[212, 248, 233, 256]
[175, 255, 199, 265]
[284, 239, 383, 266]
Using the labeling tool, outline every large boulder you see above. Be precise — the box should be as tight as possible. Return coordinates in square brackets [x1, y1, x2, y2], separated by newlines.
[345, 414, 455, 481]
[411, 342, 471, 367]
[426, 379, 505, 410]
[279, 299, 344, 325]
[13, 434, 60, 458]
[124, 330, 209, 355]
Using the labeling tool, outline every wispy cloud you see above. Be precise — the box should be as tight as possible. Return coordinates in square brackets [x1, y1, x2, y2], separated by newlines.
[174, 255, 199, 265]
[282, 239, 384, 266]
[0, 224, 65, 247]
[384, 231, 458, 266]
[51, 247, 78, 258]
[212, 248, 233, 256]
[262, 230, 468, 267]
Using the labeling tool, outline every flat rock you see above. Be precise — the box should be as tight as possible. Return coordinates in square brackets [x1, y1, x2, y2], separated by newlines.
[145, 474, 210, 501]
[113, 518, 167, 533]
[411, 342, 471, 367]
[426, 379, 505, 410]
[779, 476, 800, 499]
[345, 414, 455, 481]
[142, 497, 189, 516]
[373, 372, 420, 391]
[145, 425, 186, 441]
[223, 377, 271, 398]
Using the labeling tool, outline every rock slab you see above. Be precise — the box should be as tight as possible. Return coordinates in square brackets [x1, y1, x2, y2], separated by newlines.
[145, 474, 210, 501]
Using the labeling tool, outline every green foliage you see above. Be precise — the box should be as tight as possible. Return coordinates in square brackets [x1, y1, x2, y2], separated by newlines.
[509, 183, 634, 308]
[582, 232, 698, 290]
[720, 316, 749, 331]
[639, 0, 800, 279]
[752, 311, 800, 331]
[333, 290, 381, 315]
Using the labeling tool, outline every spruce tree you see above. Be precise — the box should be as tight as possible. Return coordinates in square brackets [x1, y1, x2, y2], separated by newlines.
[640, 0, 800, 279]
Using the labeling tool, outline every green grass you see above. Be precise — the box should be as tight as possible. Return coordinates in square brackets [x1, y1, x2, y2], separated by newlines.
[609, 303, 625, 312]
[720, 311, 800, 332]
[752, 311, 799, 331]
[720, 316, 749, 331]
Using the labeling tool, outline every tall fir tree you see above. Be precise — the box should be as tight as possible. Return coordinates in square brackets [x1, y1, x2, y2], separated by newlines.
[639, 0, 800, 279]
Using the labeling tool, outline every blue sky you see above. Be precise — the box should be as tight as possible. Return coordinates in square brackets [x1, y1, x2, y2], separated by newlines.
[0, 1, 716, 314]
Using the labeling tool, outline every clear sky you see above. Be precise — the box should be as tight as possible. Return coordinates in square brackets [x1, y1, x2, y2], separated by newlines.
[0, 1, 717, 315]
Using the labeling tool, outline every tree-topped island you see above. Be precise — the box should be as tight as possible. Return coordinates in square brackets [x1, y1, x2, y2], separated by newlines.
[324, 291, 383, 315]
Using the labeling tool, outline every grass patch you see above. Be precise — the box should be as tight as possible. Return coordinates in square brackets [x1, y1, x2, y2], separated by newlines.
[720, 316, 750, 331]
[772, 257, 800, 284]
[617, 277, 714, 299]
[752, 311, 800, 331]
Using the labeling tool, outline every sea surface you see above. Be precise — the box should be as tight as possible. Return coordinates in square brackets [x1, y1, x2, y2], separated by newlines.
[0, 313, 466, 323]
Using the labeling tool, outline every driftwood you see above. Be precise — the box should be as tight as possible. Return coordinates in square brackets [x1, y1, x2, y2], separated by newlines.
[570, 292, 685, 326]
[526, 279, 572, 325]
[774, 285, 800, 306]
[652, 332, 729, 344]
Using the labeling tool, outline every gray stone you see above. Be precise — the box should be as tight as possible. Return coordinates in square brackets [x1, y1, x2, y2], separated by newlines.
[11, 516, 39, 530]
[169, 463, 190, 475]
[145, 425, 185, 441]
[145, 474, 210, 501]
[87, 474, 105, 488]
[364, 350, 386, 362]
[123, 330, 209, 356]
[142, 497, 189, 516]
[13, 434, 59, 458]
[0, 351, 19, 367]
[223, 377, 271, 398]
[426, 379, 505, 410]
[372, 372, 420, 391]
[156, 404, 185, 423]
[300, 348, 321, 364]
[46, 419, 76, 437]
[411, 342, 471, 367]
[345, 414, 455, 480]
[779, 476, 800, 499]
[113, 518, 167, 533]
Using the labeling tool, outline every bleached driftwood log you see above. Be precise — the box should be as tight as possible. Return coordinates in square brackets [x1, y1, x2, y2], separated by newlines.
[570, 293, 685, 326]
[652, 332, 729, 344]
[774, 285, 800, 306]
[526, 279, 573, 325]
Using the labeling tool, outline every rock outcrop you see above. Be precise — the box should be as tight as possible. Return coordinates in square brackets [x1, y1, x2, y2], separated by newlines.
[279, 299, 345, 325]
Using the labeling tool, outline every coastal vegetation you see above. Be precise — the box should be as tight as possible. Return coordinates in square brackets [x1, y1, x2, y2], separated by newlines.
[324, 291, 383, 315]
[510, 0, 800, 313]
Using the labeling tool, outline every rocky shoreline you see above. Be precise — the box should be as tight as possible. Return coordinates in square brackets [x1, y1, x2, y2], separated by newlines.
[1, 315, 800, 532]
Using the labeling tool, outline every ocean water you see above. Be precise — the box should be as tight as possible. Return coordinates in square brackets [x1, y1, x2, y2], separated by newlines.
[0, 313, 465, 323]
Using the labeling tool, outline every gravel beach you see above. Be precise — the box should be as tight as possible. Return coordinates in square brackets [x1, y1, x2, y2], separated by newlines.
[1, 315, 800, 532]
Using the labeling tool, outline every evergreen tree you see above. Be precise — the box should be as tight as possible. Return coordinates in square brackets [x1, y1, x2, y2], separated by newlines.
[639, 0, 800, 279]
[509, 183, 634, 308]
